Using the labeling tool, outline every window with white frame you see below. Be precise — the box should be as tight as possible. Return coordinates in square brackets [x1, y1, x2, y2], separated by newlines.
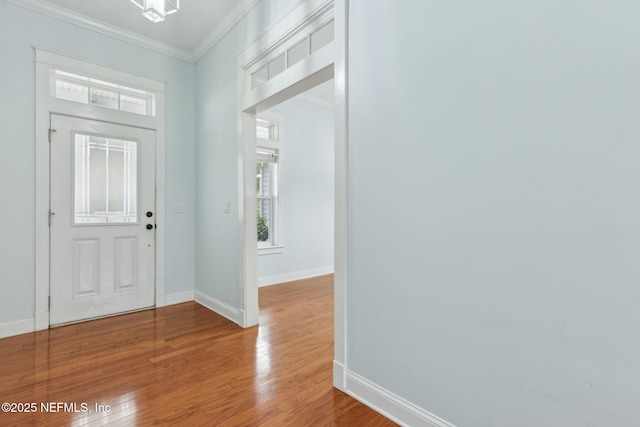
[52, 70, 156, 117]
[256, 117, 282, 252]
[249, 18, 335, 91]
[73, 134, 138, 224]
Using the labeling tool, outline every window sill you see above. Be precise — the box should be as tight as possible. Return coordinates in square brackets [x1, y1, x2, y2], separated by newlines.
[258, 245, 285, 256]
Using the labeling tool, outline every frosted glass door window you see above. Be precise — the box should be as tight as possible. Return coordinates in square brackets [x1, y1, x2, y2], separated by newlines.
[74, 134, 138, 224]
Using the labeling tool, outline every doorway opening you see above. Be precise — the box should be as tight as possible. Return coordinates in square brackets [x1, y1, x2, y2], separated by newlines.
[239, 64, 335, 326]
[237, 0, 347, 390]
[255, 79, 335, 290]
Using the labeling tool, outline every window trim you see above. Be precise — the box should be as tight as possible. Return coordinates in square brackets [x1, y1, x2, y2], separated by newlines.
[256, 112, 284, 256]
[258, 245, 285, 256]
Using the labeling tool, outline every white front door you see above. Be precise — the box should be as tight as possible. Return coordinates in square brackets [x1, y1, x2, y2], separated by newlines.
[49, 114, 156, 325]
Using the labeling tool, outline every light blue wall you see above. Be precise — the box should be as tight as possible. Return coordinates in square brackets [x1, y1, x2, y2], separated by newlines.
[348, 1, 640, 426]
[258, 97, 334, 281]
[5, 0, 639, 424]
[194, 0, 302, 306]
[0, 1, 196, 324]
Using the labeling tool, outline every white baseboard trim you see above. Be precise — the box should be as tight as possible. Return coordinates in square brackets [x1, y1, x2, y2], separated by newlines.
[333, 360, 346, 391]
[164, 291, 195, 306]
[0, 318, 35, 339]
[195, 291, 242, 325]
[258, 266, 334, 287]
[346, 371, 455, 427]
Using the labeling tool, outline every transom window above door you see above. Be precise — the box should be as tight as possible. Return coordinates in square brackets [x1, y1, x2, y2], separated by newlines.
[52, 70, 156, 117]
[249, 18, 334, 91]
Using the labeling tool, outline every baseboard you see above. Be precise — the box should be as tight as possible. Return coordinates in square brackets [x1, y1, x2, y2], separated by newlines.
[0, 318, 35, 339]
[258, 266, 334, 287]
[165, 291, 195, 306]
[333, 360, 346, 391]
[194, 291, 242, 325]
[346, 371, 455, 427]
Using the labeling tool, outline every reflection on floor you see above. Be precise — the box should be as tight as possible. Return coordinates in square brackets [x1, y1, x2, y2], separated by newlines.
[0, 274, 396, 426]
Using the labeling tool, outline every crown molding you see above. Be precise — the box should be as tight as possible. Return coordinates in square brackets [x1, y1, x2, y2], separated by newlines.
[5, 0, 320, 65]
[192, 0, 261, 62]
[4, 0, 195, 62]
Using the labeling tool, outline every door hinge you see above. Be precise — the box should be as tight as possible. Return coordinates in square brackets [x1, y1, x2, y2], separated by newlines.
[48, 296, 51, 310]
[48, 209, 55, 226]
[48, 128, 57, 143]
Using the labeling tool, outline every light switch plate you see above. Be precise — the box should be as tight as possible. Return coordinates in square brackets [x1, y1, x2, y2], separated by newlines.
[175, 202, 185, 213]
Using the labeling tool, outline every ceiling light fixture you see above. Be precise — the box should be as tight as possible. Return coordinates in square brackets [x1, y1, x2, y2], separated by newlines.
[130, 0, 179, 23]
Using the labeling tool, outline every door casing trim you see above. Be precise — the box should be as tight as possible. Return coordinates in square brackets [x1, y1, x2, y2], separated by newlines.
[34, 48, 167, 330]
[235, 0, 348, 391]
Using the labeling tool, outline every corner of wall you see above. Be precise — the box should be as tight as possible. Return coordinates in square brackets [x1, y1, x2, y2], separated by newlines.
[194, 290, 243, 326]
[345, 372, 455, 427]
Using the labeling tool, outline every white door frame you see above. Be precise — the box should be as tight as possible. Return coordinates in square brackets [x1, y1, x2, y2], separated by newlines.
[236, 0, 348, 390]
[34, 49, 167, 330]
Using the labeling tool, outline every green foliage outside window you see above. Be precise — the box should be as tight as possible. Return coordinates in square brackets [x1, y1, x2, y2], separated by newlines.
[257, 215, 269, 242]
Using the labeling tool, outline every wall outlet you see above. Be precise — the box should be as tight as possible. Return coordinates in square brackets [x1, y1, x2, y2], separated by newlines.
[224, 201, 231, 213]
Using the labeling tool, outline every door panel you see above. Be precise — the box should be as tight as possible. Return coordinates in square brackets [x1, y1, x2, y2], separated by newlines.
[50, 114, 156, 325]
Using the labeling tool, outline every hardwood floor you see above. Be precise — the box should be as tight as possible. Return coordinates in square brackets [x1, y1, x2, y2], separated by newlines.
[0, 275, 396, 426]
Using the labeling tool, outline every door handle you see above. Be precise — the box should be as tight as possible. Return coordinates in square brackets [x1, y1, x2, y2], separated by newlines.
[146, 224, 153, 230]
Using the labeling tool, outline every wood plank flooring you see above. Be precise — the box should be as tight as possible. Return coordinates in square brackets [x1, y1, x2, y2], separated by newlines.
[0, 275, 396, 426]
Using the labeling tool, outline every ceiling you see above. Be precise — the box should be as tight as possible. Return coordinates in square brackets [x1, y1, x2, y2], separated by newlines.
[9, 0, 335, 106]
[8, 0, 260, 62]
